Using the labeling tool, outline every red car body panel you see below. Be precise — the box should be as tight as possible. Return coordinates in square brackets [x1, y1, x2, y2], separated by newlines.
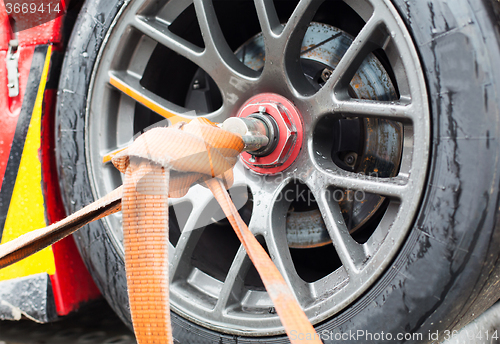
[0, 0, 101, 318]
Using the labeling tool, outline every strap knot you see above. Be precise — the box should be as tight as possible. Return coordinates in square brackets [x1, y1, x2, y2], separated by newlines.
[112, 118, 244, 197]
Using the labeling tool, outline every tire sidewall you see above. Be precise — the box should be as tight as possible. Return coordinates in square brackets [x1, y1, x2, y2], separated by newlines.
[55, 0, 500, 343]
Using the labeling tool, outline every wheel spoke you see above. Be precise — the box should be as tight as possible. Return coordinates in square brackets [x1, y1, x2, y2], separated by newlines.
[135, 12, 256, 89]
[135, 1, 258, 106]
[320, 14, 387, 97]
[169, 226, 202, 283]
[281, 0, 324, 95]
[254, 0, 322, 96]
[109, 71, 192, 124]
[214, 245, 251, 313]
[169, 188, 216, 282]
[310, 168, 408, 200]
[249, 190, 313, 305]
[314, 191, 367, 274]
[280, 0, 324, 44]
[261, 230, 313, 305]
[254, 0, 281, 39]
[194, 0, 255, 80]
[133, 15, 204, 67]
[191, 0, 259, 104]
[312, 96, 415, 123]
[334, 98, 414, 122]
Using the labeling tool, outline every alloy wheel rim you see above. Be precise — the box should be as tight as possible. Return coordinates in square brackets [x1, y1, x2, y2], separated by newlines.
[86, 0, 430, 336]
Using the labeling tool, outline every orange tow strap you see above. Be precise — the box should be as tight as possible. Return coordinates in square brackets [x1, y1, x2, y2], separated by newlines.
[0, 118, 322, 344]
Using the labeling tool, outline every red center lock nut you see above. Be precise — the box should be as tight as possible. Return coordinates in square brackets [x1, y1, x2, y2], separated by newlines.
[237, 93, 304, 175]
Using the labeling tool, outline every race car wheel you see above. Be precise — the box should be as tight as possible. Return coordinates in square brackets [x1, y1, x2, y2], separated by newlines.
[56, 0, 500, 342]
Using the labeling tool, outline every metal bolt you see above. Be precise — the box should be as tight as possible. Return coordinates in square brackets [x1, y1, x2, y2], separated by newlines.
[192, 80, 200, 90]
[7, 83, 14, 88]
[246, 102, 297, 167]
[321, 68, 333, 83]
[344, 152, 357, 166]
[249, 155, 256, 163]
[220, 117, 270, 152]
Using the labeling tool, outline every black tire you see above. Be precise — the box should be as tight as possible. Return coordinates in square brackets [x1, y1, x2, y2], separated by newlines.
[56, 0, 500, 342]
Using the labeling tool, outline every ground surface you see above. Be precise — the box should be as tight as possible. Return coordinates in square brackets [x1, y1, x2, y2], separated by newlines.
[0, 300, 135, 344]
[0, 299, 499, 343]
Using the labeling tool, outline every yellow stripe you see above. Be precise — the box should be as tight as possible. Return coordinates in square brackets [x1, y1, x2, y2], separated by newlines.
[0, 46, 55, 281]
[104, 75, 194, 164]
[109, 74, 187, 125]
[102, 147, 128, 164]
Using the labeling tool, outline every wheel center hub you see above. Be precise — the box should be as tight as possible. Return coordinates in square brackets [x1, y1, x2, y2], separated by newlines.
[237, 93, 304, 174]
